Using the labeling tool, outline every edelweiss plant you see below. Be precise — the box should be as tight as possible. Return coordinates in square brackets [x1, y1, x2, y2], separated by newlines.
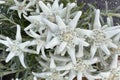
[0, 25, 36, 68]
[0, 0, 120, 80]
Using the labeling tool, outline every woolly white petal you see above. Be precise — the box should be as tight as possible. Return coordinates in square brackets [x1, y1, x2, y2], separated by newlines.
[39, 61, 49, 69]
[24, 24, 33, 31]
[105, 29, 120, 38]
[68, 70, 76, 80]
[69, 3, 76, 9]
[41, 47, 47, 58]
[14, 0, 19, 5]
[50, 58, 56, 69]
[79, 39, 89, 46]
[18, 53, 27, 68]
[93, 9, 101, 29]
[21, 0, 26, 6]
[56, 63, 73, 71]
[16, 25, 22, 42]
[46, 30, 52, 42]
[76, 44, 83, 58]
[33, 76, 37, 80]
[52, 0, 59, 10]
[90, 45, 97, 58]
[36, 43, 43, 54]
[46, 37, 60, 49]
[6, 52, 15, 62]
[23, 15, 33, 22]
[69, 11, 82, 29]
[110, 54, 118, 69]
[58, 41, 67, 53]
[50, 54, 70, 62]
[67, 47, 76, 65]
[104, 26, 120, 31]
[113, 33, 120, 43]
[19, 41, 30, 49]
[78, 29, 93, 37]
[0, 40, 9, 47]
[6, 37, 13, 45]
[9, 6, 17, 10]
[85, 57, 98, 65]
[23, 49, 37, 53]
[100, 45, 110, 55]
[32, 72, 52, 78]
[30, 30, 40, 38]
[43, 18, 58, 32]
[23, 10, 27, 15]
[77, 72, 82, 80]
[107, 17, 113, 27]
[39, 1, 51, 15]
[56, 15, 66, 30]
[18, 11, 22, 19]
[107, 41, 117, 48]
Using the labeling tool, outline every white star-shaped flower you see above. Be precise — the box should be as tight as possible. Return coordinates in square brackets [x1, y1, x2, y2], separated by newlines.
[27, 30, 46, 57]
[23, 15, 46, 35]
[10, 0, 32, 18]
[0, 25, 36, 68]
[89, 9, 120, 58]
[56, 57, 98, 80]
[44, 11, 90, 64]
[32, 58, 68, 80]
[39, 0, 76, 22]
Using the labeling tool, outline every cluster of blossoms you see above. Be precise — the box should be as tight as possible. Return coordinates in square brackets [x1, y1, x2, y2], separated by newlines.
[1, 0, 120, 80]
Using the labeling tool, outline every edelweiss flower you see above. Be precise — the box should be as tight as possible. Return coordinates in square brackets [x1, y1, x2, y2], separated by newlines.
[10, 0, 32, 18]
[0, 25, 36, 68]
[56, 57, 98, 80]
[44, 11, 90, 64]
[89, 9, 120, 58]
[32, 58, 68, 80]
[39, 0, 76, 22]
[24, 15, 46, 35]
[28, 30, 46, 56]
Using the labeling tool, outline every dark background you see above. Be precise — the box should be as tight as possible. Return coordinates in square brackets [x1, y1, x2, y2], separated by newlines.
[77, 0, 120, 10]
[77, 0, 120, 25]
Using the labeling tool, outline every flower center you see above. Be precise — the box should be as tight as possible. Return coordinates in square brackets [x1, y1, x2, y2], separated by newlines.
[47, 14, 56, 22]
[61, 32, 74, 42]
[10, 42, 22, 54]
[11, 45, 22, 56]
[18, 5, 24, 10]
[73, 59, 89, 72]
[92, 29, 106, 46]
[58, 29, 76, 46]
